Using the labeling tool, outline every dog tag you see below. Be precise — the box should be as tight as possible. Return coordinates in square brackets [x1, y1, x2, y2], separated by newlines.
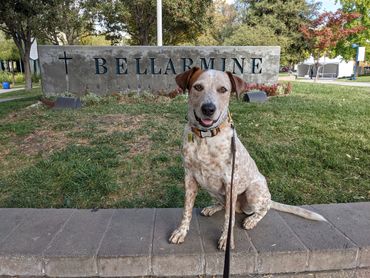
[188, 133, 194, 142]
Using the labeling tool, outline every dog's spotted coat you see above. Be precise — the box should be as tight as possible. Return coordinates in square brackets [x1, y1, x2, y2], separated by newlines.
[169, 68, 326, 250]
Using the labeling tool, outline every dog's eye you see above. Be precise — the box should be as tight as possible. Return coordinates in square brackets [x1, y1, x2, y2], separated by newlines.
[193, 84, 203, 91]
[218, 87, 227, 94]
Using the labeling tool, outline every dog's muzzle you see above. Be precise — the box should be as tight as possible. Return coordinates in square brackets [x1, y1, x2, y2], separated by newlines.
[194, 110, 221, 128]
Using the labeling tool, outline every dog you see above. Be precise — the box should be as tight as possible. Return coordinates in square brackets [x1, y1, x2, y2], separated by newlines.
[169, 67, 326, 250]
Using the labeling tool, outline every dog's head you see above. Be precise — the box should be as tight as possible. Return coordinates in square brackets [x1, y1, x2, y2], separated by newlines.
[175, 67, 247, 130]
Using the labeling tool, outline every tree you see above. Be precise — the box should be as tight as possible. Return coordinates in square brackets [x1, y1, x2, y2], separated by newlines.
[334, 0, 370, 61]
[80, 35, 111, 46]
[43, 0, 96, 45]
[0, 0, 59, 90]
[97, 0, 212, 45]
[224, 25, 283, 46]
[300, 10, 364, 79]
[0, 31, 20, 62]
[234, 0, 321, 67]
[0, 31, 21, 85]
[196, 0, 238, 45]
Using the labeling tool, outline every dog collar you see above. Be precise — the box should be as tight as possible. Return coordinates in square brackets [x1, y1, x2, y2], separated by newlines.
[190, 111, 233, 139]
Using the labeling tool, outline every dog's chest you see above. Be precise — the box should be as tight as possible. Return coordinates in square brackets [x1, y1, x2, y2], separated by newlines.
[183, 131, 232, 194]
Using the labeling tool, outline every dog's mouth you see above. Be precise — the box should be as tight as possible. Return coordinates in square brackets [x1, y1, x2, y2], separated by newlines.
[194, 110, 221, 128]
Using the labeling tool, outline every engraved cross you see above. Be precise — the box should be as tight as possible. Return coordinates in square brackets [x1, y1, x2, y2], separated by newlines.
[59, 51, 72, 75]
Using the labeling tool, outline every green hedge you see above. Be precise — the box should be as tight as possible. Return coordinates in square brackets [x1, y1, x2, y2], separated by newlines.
[0, 72, 40, 84]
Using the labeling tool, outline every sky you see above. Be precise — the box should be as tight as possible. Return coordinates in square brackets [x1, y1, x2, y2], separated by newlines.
[320, 0, 342, 12]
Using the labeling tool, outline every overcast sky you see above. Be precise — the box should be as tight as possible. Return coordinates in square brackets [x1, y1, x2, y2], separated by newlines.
[321, 0, 341, 12]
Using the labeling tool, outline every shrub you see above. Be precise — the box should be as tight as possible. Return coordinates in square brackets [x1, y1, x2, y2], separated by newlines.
[32, 74, 41, 83]
[0, 72, 40, 84]
[0, 72, 11, 83]
[15, 73, 25, 83]
[245, 82, 292, 97]
[0, 72, 26, 84]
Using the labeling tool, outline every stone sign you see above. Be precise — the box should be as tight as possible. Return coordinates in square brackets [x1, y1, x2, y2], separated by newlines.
[38, 46, 280, 96]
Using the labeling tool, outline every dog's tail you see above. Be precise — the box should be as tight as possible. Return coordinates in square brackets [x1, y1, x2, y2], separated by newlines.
[271, 201, 327, 222]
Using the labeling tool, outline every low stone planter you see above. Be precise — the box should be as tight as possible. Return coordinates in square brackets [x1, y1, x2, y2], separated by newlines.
[0, 202, 369, 277]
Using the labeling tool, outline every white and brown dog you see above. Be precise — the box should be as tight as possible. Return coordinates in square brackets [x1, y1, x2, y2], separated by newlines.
[169, 67, 326, 250]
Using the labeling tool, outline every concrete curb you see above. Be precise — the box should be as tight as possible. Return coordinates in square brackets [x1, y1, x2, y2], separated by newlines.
[0, 202, 369, 277]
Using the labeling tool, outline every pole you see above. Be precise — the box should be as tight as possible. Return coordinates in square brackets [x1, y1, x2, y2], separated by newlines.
[157, 0, 163, 46]
[351, 43, 359, 80]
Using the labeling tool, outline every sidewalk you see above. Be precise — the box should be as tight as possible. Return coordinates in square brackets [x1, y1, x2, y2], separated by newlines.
[0, 202, 369, 277]
[0, 97, 28, 103]
[0, 87, 25, 94]
[295, 79, 370, 88]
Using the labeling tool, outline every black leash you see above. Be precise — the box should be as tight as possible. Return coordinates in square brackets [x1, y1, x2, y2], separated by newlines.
[223, 124, 236, 278]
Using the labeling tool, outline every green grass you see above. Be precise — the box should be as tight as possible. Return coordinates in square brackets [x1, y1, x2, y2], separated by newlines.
[0, 89, 42, 120]
[0, 83, 369, 208]
[0, 87, 42, 99]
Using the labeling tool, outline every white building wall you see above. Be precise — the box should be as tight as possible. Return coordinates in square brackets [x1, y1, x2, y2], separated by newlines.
[338, 60, 354, 78]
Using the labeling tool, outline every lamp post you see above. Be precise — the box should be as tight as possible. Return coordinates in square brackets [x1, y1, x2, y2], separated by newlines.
[157, 0, 163, 46]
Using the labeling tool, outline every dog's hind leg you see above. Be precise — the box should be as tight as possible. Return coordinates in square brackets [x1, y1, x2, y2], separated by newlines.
[241, 182, 271, 230]
[201, 203, 223, 216]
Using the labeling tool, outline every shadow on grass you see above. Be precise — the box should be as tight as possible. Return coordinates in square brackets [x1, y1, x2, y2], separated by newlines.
[1, 145, 120, 208]
[0, 96, 41, 119]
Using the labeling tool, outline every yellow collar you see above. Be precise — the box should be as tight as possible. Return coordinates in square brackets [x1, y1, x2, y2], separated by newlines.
[190, 112, 233, 139]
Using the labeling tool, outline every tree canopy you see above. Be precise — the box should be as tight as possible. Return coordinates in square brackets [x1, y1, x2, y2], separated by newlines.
[97, 0, 212, 45]
[300, 10, 364, 61]
[43, 0, 96, 45]
[232, 0, 321, 66]
[0, 0, 60, 90]
[0, 31, 20, 61]
[333, 0, 370, 60]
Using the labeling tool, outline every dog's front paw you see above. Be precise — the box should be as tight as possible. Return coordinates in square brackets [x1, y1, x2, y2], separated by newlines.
[218, 233, 234, 251]
[169, 228, 188, 244]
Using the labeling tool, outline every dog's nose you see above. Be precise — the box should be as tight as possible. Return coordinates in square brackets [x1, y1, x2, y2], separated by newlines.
[201, 103, 216, 117]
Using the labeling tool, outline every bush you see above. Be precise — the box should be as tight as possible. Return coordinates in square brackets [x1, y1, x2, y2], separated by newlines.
[0, 72, 40, 84]
[15, 73, 25, 83]
[0, 72, 11, 83]
[245, 82, 292, 97]
[32, 74, 41, 83]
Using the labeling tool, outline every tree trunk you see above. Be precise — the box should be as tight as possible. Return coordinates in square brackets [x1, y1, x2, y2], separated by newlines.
[23, 47, 32, 91]
[10, 61, 15, 86]
[314, 60, 319, 82]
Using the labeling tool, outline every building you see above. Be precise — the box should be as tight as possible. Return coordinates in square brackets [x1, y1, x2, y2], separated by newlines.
[296, 56, 354, 79]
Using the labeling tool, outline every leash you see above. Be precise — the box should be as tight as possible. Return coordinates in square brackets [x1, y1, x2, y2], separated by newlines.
[223, 124, 236, 278]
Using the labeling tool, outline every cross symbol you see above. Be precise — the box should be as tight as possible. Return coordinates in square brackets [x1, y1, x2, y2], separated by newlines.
[59, 51, 72, 75]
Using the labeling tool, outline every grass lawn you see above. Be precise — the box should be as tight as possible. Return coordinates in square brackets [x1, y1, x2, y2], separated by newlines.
[0, 83, 369, 208]
[0, 88, 43, 118]
[0, 87, 41, 99]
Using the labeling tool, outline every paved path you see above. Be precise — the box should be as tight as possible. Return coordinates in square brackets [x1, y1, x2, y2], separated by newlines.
[0, 97, 28, 103]
[0, 87, 25, 94]
[294, 79, 370, 88]
[0, 202, 369, 277]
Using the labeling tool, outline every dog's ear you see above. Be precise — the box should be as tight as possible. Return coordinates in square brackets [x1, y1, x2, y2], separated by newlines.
[226, 71, 248, 100]
[175, 67, 202, 91]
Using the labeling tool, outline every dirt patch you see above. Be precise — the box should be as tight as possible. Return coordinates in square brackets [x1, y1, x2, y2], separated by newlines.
[93, 114, 152, 156]
[19, 130, 88, 157]
[2, 113, 151, 159]
[114, 94, 174, 104]
[93, 114, 146, 134]
[127, 134, 152, 156]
